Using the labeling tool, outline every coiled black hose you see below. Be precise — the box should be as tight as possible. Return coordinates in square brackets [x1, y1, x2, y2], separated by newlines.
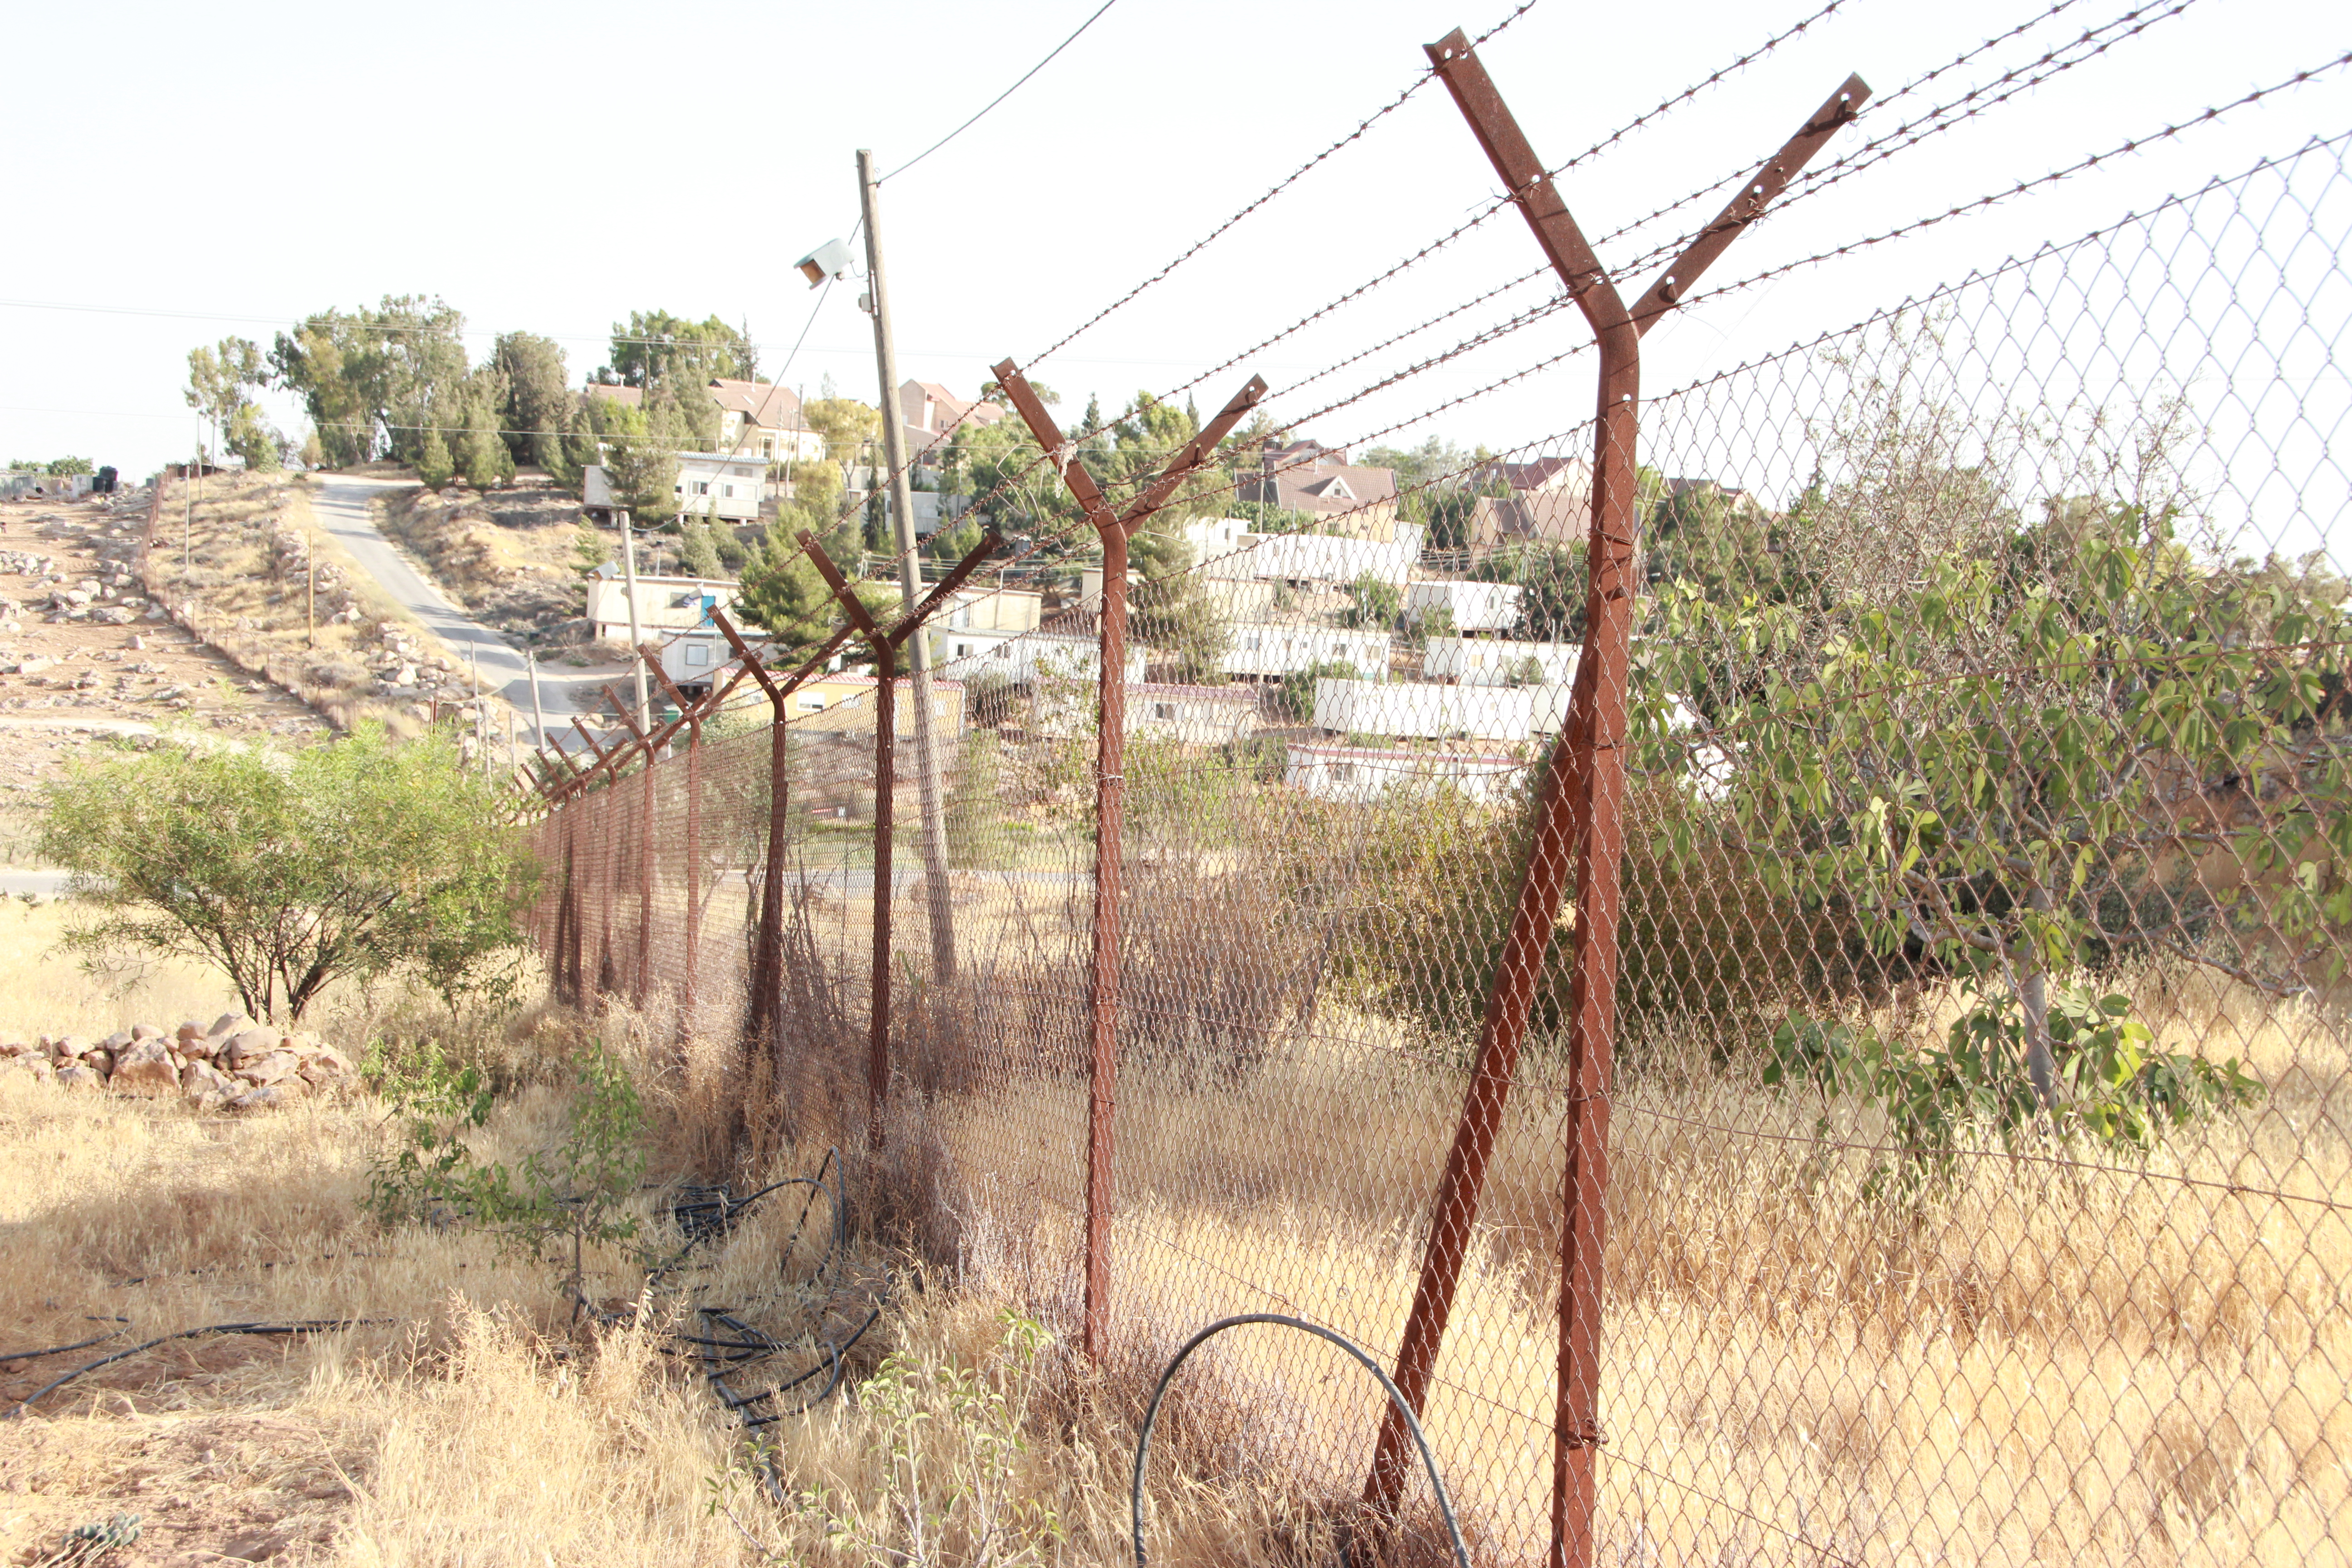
[1131, 1313, 1469, 1568]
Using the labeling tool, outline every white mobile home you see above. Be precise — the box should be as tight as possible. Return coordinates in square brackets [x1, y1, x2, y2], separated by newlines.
[1404, 579, 1523, 633]
[1312, 676, 1570, 741]
[1220, 623, 1391, 681]
[1422, 635, 1578, 686]
[1284, 741, 1524, 805]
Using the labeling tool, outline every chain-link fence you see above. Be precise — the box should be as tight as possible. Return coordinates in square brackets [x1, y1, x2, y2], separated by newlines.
[521, 86, 2349, 1568]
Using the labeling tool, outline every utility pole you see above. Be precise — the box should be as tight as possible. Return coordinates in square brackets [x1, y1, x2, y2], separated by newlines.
[617, 507, 651, 730]
[528, 646, 548, 752]
[857, 147, 956, 984]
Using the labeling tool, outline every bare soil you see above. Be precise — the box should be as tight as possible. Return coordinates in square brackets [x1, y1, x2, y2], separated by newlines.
[0, 490, 330, 858]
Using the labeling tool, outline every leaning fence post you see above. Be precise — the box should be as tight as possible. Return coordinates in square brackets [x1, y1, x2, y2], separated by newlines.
[992, 362, 1266, 1364]
[1360, 35, 1870, 1566]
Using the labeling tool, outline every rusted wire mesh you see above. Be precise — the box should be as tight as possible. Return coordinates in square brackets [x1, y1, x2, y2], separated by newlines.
[522, 126, 2350, 1566]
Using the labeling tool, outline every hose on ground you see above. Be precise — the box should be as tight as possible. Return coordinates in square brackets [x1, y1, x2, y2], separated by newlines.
[1131, 1313, 1469, 1568]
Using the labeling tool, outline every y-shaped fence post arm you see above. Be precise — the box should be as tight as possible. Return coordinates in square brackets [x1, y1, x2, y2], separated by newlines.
[1369, 33, 1869, 1568]
[993, 358, 1266, 1365]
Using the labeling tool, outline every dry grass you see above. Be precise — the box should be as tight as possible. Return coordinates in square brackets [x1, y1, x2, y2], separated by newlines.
[919, 975, 2352, 1567]
[141, 471, 433, 731]
[371, 485, 589, 640]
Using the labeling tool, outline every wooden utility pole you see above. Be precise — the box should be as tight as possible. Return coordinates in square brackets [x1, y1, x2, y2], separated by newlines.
[857, 148, 957, 984]
[528, 647, 548, 751]
[618, 507, 651, 730]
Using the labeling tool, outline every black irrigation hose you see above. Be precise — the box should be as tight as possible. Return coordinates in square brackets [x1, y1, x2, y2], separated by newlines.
[0, 1319, 130, 1364]
[1131, 1315, 1470, 1568]
[735, 1304, 882, 1427]
[7, 1319, 389, 1416]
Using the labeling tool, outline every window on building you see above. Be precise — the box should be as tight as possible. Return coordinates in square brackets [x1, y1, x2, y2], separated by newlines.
[1152, 703, 1175, 720]
[798, 694, 826, 712]
[685, 644, 711, 668]
[722, 484, 735, 498]
[993, 644, 1012, 659]
[1331, 763, 1355, 782]
[693, 480, 710, 496]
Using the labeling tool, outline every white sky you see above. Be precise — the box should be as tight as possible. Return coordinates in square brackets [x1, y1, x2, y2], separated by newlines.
[4, 0, 2345, 553]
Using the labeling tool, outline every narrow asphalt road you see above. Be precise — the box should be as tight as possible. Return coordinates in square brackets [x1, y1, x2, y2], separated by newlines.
[308, 475, 605, 745]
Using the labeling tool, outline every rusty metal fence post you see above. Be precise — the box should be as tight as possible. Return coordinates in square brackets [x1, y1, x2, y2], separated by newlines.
[993, 363, 1267, 1363]
[804, 529, 1006, 1147]
[1356, 32, 1869, 1567]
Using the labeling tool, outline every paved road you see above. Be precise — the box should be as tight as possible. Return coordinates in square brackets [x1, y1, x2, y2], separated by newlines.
[308, 476, 605, 745]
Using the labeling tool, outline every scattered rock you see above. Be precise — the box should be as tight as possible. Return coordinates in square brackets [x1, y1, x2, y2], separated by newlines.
[224, 1027, 285, 1069]
[182, 1060, 238, 1106]
[54, 1061, 102, 1089]
[228, 1082, 294, 1112]
[110, 1037, 180, 1093]
[235, 1049, 303, 1088]
[208, 1011, 256, 1037]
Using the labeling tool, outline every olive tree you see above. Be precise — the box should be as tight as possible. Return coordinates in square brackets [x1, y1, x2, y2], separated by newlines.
[40, 727, 537, 1022]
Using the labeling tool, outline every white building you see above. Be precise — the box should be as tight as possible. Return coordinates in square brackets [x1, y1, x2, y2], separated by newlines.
[1128, 683, 1260, 745]
[1312, 676, 1570, 741]
[1199, 523, 1426, 587]
[1422, 635, 1578, 686]
[926, 627, 1147, 686]
[1284, 741, 1524, 805]
[1220, 623, 1391, 681]
[1404, 579, 1522, 633]
[586, 569, 738, 642]
[583, 452, 767, 524]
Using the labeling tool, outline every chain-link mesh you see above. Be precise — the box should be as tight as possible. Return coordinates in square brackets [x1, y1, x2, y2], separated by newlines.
[523, 134, 2351, 1564]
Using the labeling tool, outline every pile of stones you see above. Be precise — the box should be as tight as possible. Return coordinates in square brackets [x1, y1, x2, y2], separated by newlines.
[0, 1014, 356, 1111]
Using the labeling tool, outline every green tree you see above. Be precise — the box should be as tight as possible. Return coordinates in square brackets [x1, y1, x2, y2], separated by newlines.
[678, 519, 725, 579]
[1130, 527, 1229, 682]
[491, 331, 573, 472]
[457, 395, 514, 489]
[735, 532, 895, 662]
[1639, 501, 2340, 1122]
[417, 424, 455, 489]
[40, 727, 536, 1022]
[589, 397, 682, 519]
[270, 295, 470, 468]
[1274, 658, 1358, 723]
[1339, 572, 1402, 630]
[601, 309, 755, 394]
[186, 336, 282, 470]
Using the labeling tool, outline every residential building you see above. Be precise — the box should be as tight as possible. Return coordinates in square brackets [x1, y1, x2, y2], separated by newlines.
[898, 380, 1006, 462]
[923, 627, 1147, 686]
[785, 673, 966, 742]
[1220, 623, 1391, 681]
[0, 470, 96, 500]
[1128, 683, 1260, 745]
[1403, 579, 1523, 633]
[582, 451, 766, 524]
[1284, 741, 1524, 805]
[1240, 438, 1402, 542]
[1462, 454, 1595, 557]
[1422, 635, 1578, 686]
[1311, 676, 1569, 741]
[707, 379, 826, 463]
[1196, 524, 1426, 588]
[585, 568, 738, 642]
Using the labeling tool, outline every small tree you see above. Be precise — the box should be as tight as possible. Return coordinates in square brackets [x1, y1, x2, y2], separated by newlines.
[1339, 572, 1402, 630]
[417, 425, 455, 489]
[40, 727, 535, 1022]
[1641, 503, 2338, 1128]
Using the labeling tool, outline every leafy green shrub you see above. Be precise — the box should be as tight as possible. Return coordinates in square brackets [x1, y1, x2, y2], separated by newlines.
[41, 725, 535, 1022]
[364, 1038, 649, 1315]
[1766, 983, 2261, 1190]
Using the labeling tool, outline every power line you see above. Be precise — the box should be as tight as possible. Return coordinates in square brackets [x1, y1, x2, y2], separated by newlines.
[879, 0, 1124, 184]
